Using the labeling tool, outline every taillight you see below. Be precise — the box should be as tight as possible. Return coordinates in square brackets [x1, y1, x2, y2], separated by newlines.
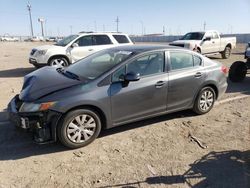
[221, 65, 228, 74]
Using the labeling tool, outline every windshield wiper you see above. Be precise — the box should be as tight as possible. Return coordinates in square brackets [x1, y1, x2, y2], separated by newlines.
[56, 68, 80, 80]
[65, 71, 80, 80]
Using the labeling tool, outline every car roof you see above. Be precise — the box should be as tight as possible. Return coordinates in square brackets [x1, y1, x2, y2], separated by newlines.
[107, 44, 183, 53]
[78, 32, 129, 36]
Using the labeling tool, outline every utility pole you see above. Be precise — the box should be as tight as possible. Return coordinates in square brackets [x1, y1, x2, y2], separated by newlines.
[115, 16, 119, 32]
[140, 21, 144, 35]
[38, 18, 45, 37]
[70, 25, 73, 34]
[203, 21, 206, 31]
[27, 2, 34, 37]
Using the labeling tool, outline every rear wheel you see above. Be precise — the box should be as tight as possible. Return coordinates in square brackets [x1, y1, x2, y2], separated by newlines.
[193, 87, 216, 115]
[229, 61, 247, 82]
[48, 57, 69, 67]
[221, 46, 231, 59]
[57, 109, 102, 149]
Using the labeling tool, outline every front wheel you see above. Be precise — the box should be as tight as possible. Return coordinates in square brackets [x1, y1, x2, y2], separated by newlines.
[193, 87, 216, 115]
[48, 57, 69, 67]
[57, 109, 102, 149]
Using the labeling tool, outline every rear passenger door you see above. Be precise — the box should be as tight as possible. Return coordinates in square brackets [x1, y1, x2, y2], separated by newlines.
[167, 51, 206, 111]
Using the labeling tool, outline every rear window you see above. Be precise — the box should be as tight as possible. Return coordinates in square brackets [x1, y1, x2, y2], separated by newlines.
[113, 35, 130, 44]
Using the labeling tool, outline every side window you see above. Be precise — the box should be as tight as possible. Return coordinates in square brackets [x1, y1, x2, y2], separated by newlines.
[75, 36, 93, 46]
[170, 52, 193, 70]
[127, 52, 164, 77]
[212, 32, 219, 39]
[205, 32, 212, 39]
[93, 35, 112, 45]
[113, 35, 130, 43]
[193, 55, 202, 66]
[112, 66, 126, 82]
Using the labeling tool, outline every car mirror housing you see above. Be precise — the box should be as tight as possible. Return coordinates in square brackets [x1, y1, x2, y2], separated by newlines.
[71, 43, 79, 48]
[203, 37, 211, 41]
[124, 72, 140, 82]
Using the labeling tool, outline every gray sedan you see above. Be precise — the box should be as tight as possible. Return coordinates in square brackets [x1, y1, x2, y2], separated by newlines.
[8, 45, 228, 148]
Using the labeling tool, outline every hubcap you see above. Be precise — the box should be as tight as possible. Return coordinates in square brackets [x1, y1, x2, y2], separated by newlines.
[67, 114, 96, 143]
[50, 59, 67, 67]
[199, 90, 214, 111]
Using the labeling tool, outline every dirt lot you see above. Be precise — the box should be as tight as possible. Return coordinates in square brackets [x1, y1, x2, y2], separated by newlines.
[0, 42, 249, 188]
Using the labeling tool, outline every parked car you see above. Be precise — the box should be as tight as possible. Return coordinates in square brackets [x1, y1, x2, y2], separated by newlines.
[45, 37, 58, 42]
[29, 32, 134, 68]
[31, 36, 45, 42]
[229, 42, 250, 82]
[169, 30, 236, 59]
[8, 45, 228, 148]
[0, 36, 19, 42]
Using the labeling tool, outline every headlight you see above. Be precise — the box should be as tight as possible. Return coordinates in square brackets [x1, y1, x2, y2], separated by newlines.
[37, 50, 47, 55]
[19, 102, 55, 112]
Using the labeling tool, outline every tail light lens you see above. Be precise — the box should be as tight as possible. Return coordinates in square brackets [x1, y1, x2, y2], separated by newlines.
[221, 65, 228, 74]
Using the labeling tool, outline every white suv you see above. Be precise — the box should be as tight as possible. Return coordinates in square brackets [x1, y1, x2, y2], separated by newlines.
[29, 32, 133, 68]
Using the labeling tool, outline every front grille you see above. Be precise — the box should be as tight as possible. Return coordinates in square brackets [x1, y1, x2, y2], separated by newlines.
[169, 43, 185, 48]
[30, 49, 37, 55]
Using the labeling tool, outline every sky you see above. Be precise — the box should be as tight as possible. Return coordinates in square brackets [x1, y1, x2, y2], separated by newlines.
[0, 0, 249, 37]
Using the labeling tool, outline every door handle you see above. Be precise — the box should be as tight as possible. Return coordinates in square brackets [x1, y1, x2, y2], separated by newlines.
[194, 72, 202, 78]
[88, 49, 94, 51]
[155, 81, 165, 88]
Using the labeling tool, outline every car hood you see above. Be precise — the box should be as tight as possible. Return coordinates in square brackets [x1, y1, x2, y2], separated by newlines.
[19, 66, 81, 102]
[33, 44, 64, 51]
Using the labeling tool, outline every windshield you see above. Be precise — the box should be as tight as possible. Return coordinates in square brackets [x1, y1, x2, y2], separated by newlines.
[55, 35, 79, 46]
[65, 49, 134, 80]
[180, 32, 205, 40]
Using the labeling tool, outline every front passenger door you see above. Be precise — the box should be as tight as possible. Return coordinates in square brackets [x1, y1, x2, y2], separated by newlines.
[70, 35, 95, 62]
[110, 52, 168, 125]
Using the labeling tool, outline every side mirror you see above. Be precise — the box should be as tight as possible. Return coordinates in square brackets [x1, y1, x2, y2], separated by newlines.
[124, 72, 140, 82]
[203, 37, 211, 41]
[71, 43, 79, 48]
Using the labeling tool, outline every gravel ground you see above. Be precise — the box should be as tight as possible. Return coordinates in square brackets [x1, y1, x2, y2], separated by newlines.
[0, 42, 249, 188]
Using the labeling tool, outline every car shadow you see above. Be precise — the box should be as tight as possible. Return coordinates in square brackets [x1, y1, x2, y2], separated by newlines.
[100, 150, 250, 188]
[0, 110, 196, 160]
[0, 67, 35, 77]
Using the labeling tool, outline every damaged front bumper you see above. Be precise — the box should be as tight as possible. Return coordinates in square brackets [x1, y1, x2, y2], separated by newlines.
[8, 95, 62, 144]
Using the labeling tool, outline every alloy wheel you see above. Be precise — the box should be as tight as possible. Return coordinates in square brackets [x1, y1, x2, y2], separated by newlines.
[199, 90, 214, 111]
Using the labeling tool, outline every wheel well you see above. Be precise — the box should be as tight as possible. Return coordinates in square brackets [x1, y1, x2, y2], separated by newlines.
[226, 43, 232, 49]
[63, 105, 107, 129]
[204, 84, 218, 99]
[47, 55, 70, 65]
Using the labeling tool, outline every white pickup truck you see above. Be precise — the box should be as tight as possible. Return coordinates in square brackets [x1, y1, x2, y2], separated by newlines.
[170, 30, 236, 59]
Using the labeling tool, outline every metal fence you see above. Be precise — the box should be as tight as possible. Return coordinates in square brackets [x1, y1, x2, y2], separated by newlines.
[130, 33, 250, 44]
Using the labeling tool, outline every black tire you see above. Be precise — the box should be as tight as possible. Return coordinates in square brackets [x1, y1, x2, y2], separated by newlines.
[193, 87, 216, 115]
[57, 109, 102, 149]
[48, 57, 69, 67]
[221, 46, 231, 59]
[229, 61, 247, 82]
